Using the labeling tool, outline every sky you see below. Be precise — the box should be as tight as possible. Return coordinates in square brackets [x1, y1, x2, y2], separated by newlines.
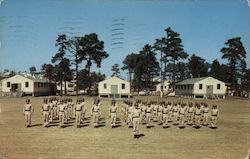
[0, 0, 249, 80]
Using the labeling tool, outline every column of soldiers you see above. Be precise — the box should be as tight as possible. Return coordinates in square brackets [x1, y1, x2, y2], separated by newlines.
[23, 98, 219, 138]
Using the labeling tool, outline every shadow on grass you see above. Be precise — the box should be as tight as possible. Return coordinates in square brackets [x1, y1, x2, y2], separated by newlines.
[31, 123, 42, 127]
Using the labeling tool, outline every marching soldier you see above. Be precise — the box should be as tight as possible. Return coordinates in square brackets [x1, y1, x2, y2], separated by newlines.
[109, 100, 117, 128]
[58, 100, 66, 128]
[187, 102, 195, 125]
[41, 98, 50, 127]
[91, 99, 100, 127]
[132, 103, 141, 138]
[75, 99, 83, 128]
[202, 103, 210, 126]
[178, 103, 187, 128]
[23, 99, 33, 127]
[157, 101, 163, 125]
[146, 102, 153, 128]
[194, 103, 202, 128]
[210, 105, 219, 128]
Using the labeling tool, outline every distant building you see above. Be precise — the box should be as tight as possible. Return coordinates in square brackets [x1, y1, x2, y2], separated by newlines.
[98, 76, 130, 98]
[1, 74, 53, 96]
[156, 80, 171, 92]
[57, 81, 75, 93]
[175, 76, 226, 99]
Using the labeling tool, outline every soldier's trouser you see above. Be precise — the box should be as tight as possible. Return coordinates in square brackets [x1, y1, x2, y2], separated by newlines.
[128, 113, 132, 125]
[195, 115, 201, 126]
[111, 112, 116, 126]
[203, 113, 209, 125]
[168, 112, 172, 121]
[53, 107, 57, 119]
[59, 112, 64, 127]
[179, 114, 185, 126]
[64, 110, 68, 122]
[43, 111, 49, 126]
[75, 111, 81, 126]
[140, 112, 146, 123]
[133, 117, 140, 135]
[93, 112, 99, 126]
[146, 113, 151, 126]
[153, 111, 157, 119]
[187, 113, 194, 124]
[24, 111, 31, 126]
[162, 114, 168, 126]
[81, 111, 85, 121]
[158, 112, 163, 123]
[211, 116, 218, 127]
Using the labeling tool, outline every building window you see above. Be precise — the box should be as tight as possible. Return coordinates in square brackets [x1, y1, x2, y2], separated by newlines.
[184, 85, 186, 90]
[104, 83, 107, 89]
[7, 82, 10, 87]
[217, 84, 221, 90]
[187, 85, 190, 90]
[25, 82, 29, 87]
[199, 84, 203, 90]
[122, 83, 125, 89]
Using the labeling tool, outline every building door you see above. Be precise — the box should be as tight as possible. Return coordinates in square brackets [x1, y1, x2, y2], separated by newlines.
[110, 85, 119, 98]
[206, 85, 213, 99]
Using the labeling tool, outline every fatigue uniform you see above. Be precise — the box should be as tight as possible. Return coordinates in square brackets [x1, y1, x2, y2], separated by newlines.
[48, 101, 53, 123]
[187, 106, 195, 125]
[211, 108, 219, 127]
[122, 102, 128, 122]
[202, 106, 209, 126]
[127, 106, 133, 127]
[81, 102, 86, 122]
[92, 104, 100, 127]
[42, 103, 50, 127]
[167, 104, 172, 122]
[140, 104, 147, 124]
[194, 107, 202, 127]
[132, 107, 141, 136]
[162, 106, 169, 127]
[58, 103, 66, 127]
[23, 103, 32, 127]
[179, 106, 186, 127]
[52, 100, 58, 120]
[146, 106, 152, 127]
[75, 103, 82, 127]
[157, 104, 163, 124]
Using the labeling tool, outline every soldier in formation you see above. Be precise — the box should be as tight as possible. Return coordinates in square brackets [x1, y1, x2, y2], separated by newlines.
[109, 100, 117, 128]
[23, 99, 33, 127]
[41, 98, 50, 127]
[132, 103, 141, 138]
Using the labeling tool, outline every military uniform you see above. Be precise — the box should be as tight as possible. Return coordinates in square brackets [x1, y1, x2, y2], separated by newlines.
[167, 102, 172, 122]
[153, 102, 158, 122]
[179, 104, 187, 127]
[187, 103, 195, 125]
[202, 104, 209, 126]
[157, 103, 163, 125]
[52, 98, 58, 120]
[109, 100, 117, 127]
[140, 103, 147, 124]
[92, 103, 100, 127]
[146, 104, 152, 127]
[75, 100, 83, 127]
[162, 105, 169, 127]
[127, 104, 133, 127]
[23, 99, 33, 127]
[211, 105, 219, 128]
[194, 105, 202, 128]
[173, 104, 179, 125]
[42, 99, 50, 127]
[132, 104, 141, 138]
[58, 101, 66, 128]
[81, 99, 86, 123]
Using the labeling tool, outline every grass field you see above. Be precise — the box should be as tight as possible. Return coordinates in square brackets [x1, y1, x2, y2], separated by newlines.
[0, 96, 249, 159]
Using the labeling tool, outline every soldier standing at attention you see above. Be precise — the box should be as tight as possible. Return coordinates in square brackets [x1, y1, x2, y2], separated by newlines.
[210, 105, 219, 128]
[157, 101, 164, 125]
[42, 98, 50, 127]
[178, 103, 187, 128]
[167, 101, 172, 122]
[122, 100, 128, 122]
[48, 98, 53, 123]
[153, 101, 158, 122]
[132, 103, 141, 138]
[75, 99, 82, 128]
[109, 100, 117, 128]
[23, 99, 33, 127]
[80, 99, 86, 123]
[194, 103, 202, 128]
[52, 97, 58, 120]
[162, 102, 169, 128]
[202, 103, 210, 126]
[58, 100, 66, 128]
[140, 102, 147, 124]
[91, 100, 100, 127]
[172, 103, 179, 125]
[127, 102, 134, 127]
[187, 102, 195, 126]
[146, 102, 152, 128]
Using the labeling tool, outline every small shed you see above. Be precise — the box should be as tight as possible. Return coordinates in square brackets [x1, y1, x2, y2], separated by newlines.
[1, 74, 53, 96]
[175, 76, 226, 99]
[98, 76, 130, 98]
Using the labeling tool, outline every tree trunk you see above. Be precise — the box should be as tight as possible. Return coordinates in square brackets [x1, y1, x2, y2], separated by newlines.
[173, 59, 176, 91]
[64, 79, 67, 95]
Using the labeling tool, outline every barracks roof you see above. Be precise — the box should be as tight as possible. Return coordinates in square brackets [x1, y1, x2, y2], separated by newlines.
[176, 76, 221, 85]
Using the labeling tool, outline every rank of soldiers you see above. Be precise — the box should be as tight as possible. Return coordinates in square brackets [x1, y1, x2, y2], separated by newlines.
[23, 98, 219, 138]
